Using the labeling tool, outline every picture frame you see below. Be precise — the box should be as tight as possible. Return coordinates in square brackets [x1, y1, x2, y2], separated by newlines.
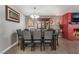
[5, 5, 20, 23]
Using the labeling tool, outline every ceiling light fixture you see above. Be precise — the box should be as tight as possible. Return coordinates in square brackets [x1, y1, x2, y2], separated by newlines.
[30, 7, 39, 19]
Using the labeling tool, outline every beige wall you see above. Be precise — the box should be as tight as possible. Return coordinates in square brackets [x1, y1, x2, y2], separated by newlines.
[25, 16, 62, 29]
[50, 16, 62, 29]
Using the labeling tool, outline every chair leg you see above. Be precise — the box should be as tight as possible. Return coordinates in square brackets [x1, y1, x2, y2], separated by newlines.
[31, 43, 33, 51]
[52, 37, 56, 50]
[21, 40, 25, 51]
[54, 39, 56, 50]
[31, 47, 32, 51]
[32, 46, 34, 51]
[32, 47, 34, 51]
[43, 43, 45, 51]
[32, 43, 35, 51]
[54, 45, 56, 50]
[52, 39, 54, 50]
[57, 39, 58, 46]
[18, 40, 20, 46]
[31, 47, 33, 51]
[23, 46, 25, 51]
[21, 43, 25, 51]
[40, 46, 42, 51]
[51, 43, 53, 50]
[40, 43, 42, 51]
[20, 42, 23, 50]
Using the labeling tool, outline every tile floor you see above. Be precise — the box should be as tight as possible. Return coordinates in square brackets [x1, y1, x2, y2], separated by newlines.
[4, 37, 79, 54]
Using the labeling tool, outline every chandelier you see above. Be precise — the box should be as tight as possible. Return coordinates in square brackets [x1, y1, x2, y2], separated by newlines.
[30, 7, 39, 19]
[30, 15, 39, 19]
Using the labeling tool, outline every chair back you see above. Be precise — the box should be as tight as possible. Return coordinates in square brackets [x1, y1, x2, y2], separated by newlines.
[55, 29, 60, 35]
[44, 31, 53, 39]
[33, 31, 41, 39]
[16, 29, 22, 36]
[22, 30, 31, 40]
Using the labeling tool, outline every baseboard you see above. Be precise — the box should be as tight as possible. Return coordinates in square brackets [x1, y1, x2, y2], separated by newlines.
[1, 41, 18, 54]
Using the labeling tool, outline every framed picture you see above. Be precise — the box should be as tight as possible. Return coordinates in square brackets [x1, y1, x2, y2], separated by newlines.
[5, 5, 20, 23]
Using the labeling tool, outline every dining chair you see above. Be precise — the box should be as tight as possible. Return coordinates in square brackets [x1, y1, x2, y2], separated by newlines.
[55, 29, 60, 46]
[22, 30, 33, 51]
[16, 29, 22, 46]
[43, 30, 53, 50]
[32, 30, 42, 51]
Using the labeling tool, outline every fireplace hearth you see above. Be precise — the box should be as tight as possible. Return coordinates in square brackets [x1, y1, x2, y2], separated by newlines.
[74, 29, 79, 40]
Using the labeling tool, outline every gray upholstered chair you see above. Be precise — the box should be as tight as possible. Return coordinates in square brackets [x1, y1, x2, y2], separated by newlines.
[32, 30, 42, 51]
[16, 29, 22, 46]
[22, 30, 33, 51]
[43, 30, 53, 50]
[54, 29, 59, 46]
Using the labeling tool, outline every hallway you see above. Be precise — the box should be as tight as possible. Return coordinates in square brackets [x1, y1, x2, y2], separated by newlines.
[5, 37, 79, 54]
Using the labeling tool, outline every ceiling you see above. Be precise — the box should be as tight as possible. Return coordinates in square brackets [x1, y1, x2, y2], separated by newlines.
[14, 5, 79, 16]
